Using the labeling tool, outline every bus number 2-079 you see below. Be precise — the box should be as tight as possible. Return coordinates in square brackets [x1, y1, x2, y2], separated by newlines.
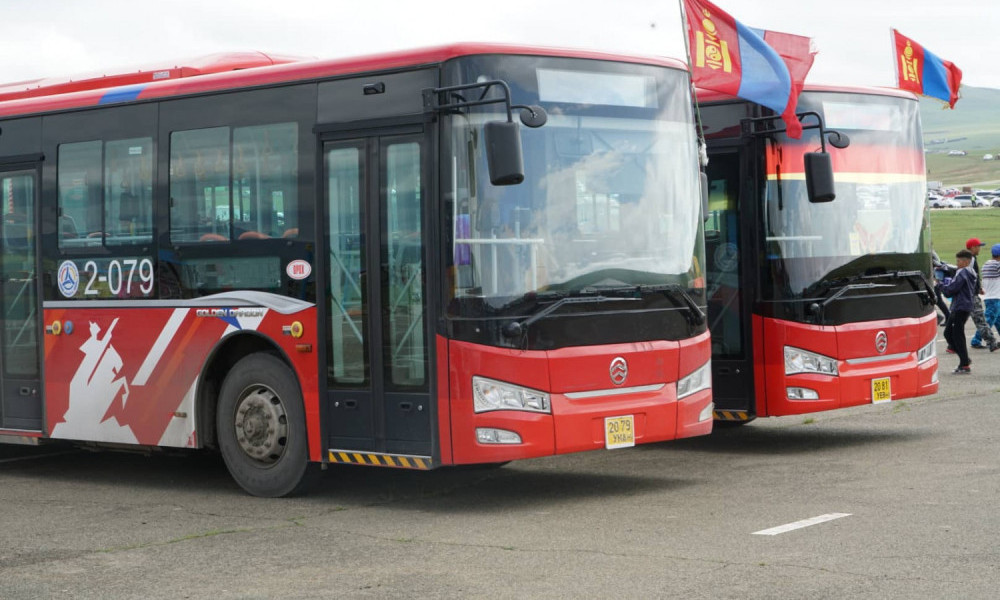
[84, 258, 155, 296]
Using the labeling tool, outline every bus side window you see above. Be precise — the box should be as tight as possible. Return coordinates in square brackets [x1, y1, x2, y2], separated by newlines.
[170, 127, 231, 243]
[2, 212, 27, 251]
[170, 123, 297, 243]
[105, 137, 153, 245]
[57, 141, 102, 247]
[233, 122, 298, 240]
[57, 138, 154, 247]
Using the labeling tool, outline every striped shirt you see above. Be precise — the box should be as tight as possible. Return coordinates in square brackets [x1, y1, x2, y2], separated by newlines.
[983, 259, 1000, 299]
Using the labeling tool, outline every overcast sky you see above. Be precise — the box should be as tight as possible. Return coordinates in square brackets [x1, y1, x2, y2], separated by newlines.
[1, 0, 995, 91]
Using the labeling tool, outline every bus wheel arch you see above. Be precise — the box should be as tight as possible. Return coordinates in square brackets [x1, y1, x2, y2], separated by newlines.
[215, 350, 314, 497]
[198, 334, 315, 497]
[197, 333, 281, 451]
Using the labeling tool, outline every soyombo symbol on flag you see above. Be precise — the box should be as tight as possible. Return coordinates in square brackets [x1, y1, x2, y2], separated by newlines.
[892, 29, 962, 108]
[682, 0, 813, 138]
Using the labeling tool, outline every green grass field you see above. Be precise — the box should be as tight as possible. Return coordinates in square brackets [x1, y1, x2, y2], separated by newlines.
[926, 154, 1000, 188]
[929, 208, 1000, 257]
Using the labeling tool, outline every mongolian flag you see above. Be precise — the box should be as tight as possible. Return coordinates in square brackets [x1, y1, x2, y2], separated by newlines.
[682, 0, 814, 138]
[892, 29, 962, 108]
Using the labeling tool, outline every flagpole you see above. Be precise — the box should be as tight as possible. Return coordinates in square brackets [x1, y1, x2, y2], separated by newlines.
[677, 0, 708, 168]
[889, 27, 900, 89]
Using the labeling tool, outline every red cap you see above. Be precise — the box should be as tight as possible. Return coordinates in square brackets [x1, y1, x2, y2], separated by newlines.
[967, 237, 985, 249]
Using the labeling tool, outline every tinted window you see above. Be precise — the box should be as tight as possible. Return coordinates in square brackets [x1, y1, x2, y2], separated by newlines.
[169, 123, 297, 243]
[58, 138, 153, 249]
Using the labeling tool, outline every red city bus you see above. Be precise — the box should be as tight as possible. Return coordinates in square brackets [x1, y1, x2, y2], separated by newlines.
[0, 44, 713, 496]
[697, 84, 938, 424]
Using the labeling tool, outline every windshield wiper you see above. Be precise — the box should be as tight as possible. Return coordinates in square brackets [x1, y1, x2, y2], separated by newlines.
[820, 282, 895, 307]
[803, 275, 861, 299]
[501, 294, 634, 338]
[500, 283, 705, 340]
[807, 270, 933, 301]
[859, 270, 936, 305]
[808, 281, 895, 322]
[580, 283, 706, 326]
[641, 284, 706, 326]
[497, 289, 572, 313]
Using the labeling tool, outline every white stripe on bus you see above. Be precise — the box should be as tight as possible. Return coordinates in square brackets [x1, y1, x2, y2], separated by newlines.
[133, 308, 189, 386]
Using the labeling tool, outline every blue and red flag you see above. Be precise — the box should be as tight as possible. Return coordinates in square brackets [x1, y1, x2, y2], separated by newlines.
[683, 0, 814, 138]
[892, 29, 962, 108]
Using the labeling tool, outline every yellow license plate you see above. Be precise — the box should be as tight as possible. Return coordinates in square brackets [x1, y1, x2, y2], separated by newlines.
[872, 377, 891, 404]
[604, 415, 635, 449]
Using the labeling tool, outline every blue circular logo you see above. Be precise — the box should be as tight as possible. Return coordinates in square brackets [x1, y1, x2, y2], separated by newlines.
[57, 261, 80, 298]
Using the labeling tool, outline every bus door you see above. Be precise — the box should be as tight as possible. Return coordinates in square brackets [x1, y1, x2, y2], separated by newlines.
[704, 151, 755, 419]
[323, 131, 432, 458]
[0, 166, 42, 431]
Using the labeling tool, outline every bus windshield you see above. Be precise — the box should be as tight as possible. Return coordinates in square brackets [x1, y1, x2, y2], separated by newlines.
[442, 56, 703, 317]
[761, 91, 930, 299]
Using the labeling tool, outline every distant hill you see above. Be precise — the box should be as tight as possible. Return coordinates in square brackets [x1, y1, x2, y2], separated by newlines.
[921, 85, 1000, 151]
[920, 85, 1000, 187]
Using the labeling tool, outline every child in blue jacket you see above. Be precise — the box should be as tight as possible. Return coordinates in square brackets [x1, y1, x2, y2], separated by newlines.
[940, 249, 977, 373]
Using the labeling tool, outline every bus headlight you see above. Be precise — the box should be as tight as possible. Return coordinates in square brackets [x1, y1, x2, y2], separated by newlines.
[917, 339, 937, 364]
[787, 387, 820, 400]
[476, 428, 522, 444]
[472, 376, 551, 414]
[784, 346, 838, 376]
[678, 359, 712, 399]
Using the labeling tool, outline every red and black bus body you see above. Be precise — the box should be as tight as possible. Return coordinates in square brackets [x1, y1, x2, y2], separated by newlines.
[0, 44, 712, 495]
[697, 85, 938, 423]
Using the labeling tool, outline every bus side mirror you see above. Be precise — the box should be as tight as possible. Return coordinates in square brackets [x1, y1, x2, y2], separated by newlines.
[804, 152, 836, 203]
[484, 120, 525, 186]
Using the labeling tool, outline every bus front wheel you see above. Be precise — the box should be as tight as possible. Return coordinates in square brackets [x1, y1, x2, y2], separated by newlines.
[217, 353, 314, 497]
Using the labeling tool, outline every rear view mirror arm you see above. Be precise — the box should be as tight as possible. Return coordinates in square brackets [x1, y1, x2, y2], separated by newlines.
[740, 111, 849, 152]
[424, 81, 547, 128]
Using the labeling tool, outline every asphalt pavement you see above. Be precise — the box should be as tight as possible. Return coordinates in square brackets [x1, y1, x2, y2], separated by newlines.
[0, 320, 998, 599]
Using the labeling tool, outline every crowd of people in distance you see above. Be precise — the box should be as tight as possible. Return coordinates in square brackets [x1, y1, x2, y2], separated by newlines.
[934, 238, 1000, 374]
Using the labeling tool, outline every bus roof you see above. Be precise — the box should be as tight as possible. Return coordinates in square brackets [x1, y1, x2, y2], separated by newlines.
[695, 83, 918, 104]
[0, 51, 308, 103]
[0, 43, 688, 119]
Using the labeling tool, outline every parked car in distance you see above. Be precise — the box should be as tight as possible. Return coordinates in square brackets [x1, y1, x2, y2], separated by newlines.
[954, 193, 985, 208]
[928, 196, 961, 209]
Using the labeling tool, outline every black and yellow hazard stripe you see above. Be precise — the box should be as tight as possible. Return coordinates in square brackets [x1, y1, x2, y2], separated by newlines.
[713, 409, 752, 422]
[327, 449, 433, 470]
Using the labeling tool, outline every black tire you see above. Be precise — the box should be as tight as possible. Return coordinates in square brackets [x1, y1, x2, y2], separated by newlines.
[217, 353, 314, 497]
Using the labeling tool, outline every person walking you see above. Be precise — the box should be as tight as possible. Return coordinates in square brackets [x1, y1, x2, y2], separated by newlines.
[981, 244, 1000, 343]
[965, 238, 998, 351]
[941, 249, 977, 373]
[932, 248, 952, 326]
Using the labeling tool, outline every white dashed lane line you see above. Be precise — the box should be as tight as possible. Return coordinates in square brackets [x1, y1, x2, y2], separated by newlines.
[752, 513, 852, 536]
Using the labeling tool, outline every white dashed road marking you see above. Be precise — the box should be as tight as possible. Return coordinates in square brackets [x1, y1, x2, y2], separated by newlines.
[752, 513, 852, 536]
